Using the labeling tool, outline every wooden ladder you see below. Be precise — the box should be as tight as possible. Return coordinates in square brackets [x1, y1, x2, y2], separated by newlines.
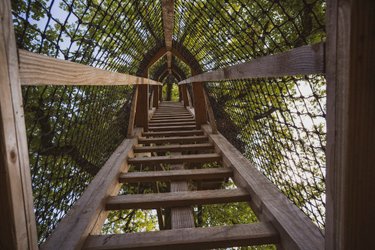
[41, 101, 323, 250]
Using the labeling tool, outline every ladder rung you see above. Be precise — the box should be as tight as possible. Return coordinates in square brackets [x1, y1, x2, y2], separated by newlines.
[138, 135, 208, 144]
[133, 143, 214, 153]
[149, 125, 196, 131]
[84, 223, 279, 250]
[152, 114, 193, 117]
[119, 168, 232, 183]
[150, 118, 195, 122]
[106, 188, 248, 210]
[127, 153, 221, 165]
[148, 121, 196, 127]
[142, 130, 203, 137]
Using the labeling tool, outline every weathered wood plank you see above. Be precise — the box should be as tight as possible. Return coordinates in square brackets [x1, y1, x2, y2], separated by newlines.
[126, 86, 138, 138]
[142, 130, 203, 137]
[119, 168, 232, 183]
[135, 85, 149, 131]
[41, 130, 141, 250]
[18, 50, 161, 86]
[106, 188, 249, 210]
[138, 135, 208, 144]
[148, 121, 196, 127]
[192, 82, 208, 128]
[179, 43, 325, 84]
[84, 223, 279, 250]
[149, 125, 197, 131]
[170, 152, 195, 229]
[325, 1, 375, 249]
[127, 153, 221, 165]
[203, 88, 217, 134]
[0, 1, 38, 249]
[133, 143, 213, 153]
[149, 118, 195, 123]
[202, 125, 324, 250]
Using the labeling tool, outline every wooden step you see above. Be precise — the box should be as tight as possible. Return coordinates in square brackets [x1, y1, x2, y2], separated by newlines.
[138, 135, 208, 144]
[84, 223, 279, 250]
[128, 153, 221, 165]
[133, 143, 214, 153]
[142, 130, 203, 137]
[149, 125, 196, 131]
[148, 121, 196, 127]
[119, 168, 232, 183]
[106, 188, 248, 210]
[152, 115, 193, 119]
[150, 118, 195, 123]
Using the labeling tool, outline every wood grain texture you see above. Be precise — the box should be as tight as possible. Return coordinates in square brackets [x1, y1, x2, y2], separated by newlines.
[149, 124, 197, 131]
[127, 153, 221, 165]
[126, 86, 138, 138]
[41, 130, 141, 250]
[203, 88, 217, 133]
[135, 85, 149, 131]
[142, 130, 203, 137]
[148, 121, 196, 127]
[0, 1, 38, 249]
[179, 43, 325, 84]
[84, 223, 279, 250]
[152, 85, 159, 108]
[106, 188, 249, 210]
[325, 0, 375, 249]
[18, 50, 161, 86]
[192, 82, 208, 128]
[138, 135, 208, 144]
[202, 125, 324, 250]
[170, 152, 195, 229]
[119, 168, 232, 183]
[161, 0, 174, 50]
[133, 143, 213, 153]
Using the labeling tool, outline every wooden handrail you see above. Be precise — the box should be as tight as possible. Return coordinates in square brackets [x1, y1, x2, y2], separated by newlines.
[179, 43, 325, 84]
[18, 50, 162, 86]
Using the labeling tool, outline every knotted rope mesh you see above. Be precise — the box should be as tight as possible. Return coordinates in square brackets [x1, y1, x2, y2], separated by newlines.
[12, 0, 326, 243]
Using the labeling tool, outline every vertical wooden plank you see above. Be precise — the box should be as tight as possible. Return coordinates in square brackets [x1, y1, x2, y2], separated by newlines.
[192, 82, 207, 128]
[326, 0, 375, 249]
[203, 88, 217, 134]
[127, 86, 138, 138]
[153, 85, 159, 108]
[170, 152, 195, 229]
[135, 84, 149, 131]
[181, 85, 189, 107]
[0, 1, 38, 249]
[159, 85, 163, 102]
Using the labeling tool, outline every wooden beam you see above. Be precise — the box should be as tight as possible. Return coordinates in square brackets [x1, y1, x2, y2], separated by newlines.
[179, 43, 325, 84]
[41, 130, 141, 250]
[203, 88, 217, 134]
[84, 223, 279, 250]
[325, 1, 375, 249]
[106, 188, 249, 210]
[127, 86, 138, 138]
[135, 85, 149, 131]
[181, 85, 189, 107]
[149, 125, 196, 131]
[161, 0, 174, 51]
[201, 125, 324, 250]
[119, 168, 232, 183]
[138, 135, 208, 145]
[127, 153, 221, 166]
[18, 50, 161, 86]
[192, 82, 208, 128]
[0, 1, 38, 249]
[152, 85, 159, 108]
[142, 130, 203, 137]
[133, 143, 213, 153]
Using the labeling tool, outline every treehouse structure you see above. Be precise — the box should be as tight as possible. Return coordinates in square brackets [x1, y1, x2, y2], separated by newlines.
[0, 0, 373, 249]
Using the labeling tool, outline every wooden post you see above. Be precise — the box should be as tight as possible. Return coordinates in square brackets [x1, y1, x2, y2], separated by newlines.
[326, 0, 375, 249]
[0, 1, 38, 249]
[127, 86, 138, 138]
[153, 85, 159, 108]
[159, 85, 163, 102]
[181, 85, 189, 107]
[192, 82, 207, 128]
[135, 84, 149, 131]
[203, 88, 217, 134]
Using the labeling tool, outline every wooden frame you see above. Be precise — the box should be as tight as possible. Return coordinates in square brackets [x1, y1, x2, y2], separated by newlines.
[325, 0, 375, 249]
[178, 43, 324, 84]
[0, 1, 38, 249]
[19, 50, 161, 86]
